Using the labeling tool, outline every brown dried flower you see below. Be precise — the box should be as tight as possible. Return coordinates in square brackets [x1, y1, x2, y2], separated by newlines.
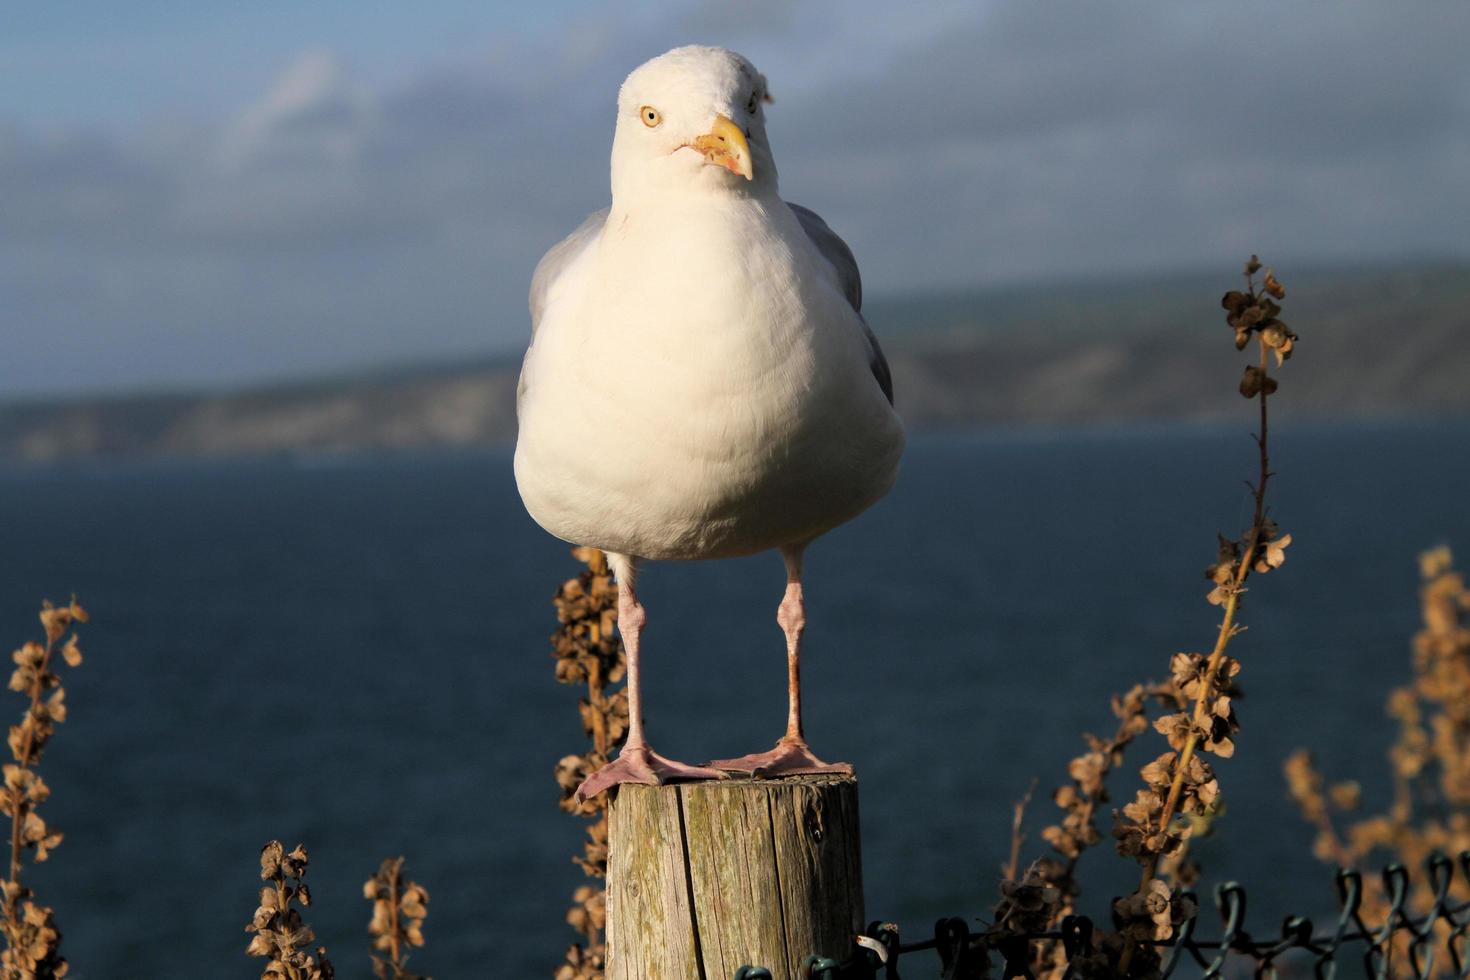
[1114, 879, 1197, 944]
[1205, 535, 1241, 606]
[1222, 264, 1299, 368]
[1039, 681, 1180, 865]
[1238, 364, 1278, 399]
[552, 547, 629, 979]
[1262, 270, 1285, 300]
[1288, 547, 1470, 954]
[995, 864, 1063, 934]
[364, 856, 430, 980]
[1251, 521, 1292, 574]
[1, 599, 87, 980]
[246, 841, 334, 980]
[1019, 259, 1298, 978]
[1106, 259, 1296, 974]
[555, 942, 607, 980]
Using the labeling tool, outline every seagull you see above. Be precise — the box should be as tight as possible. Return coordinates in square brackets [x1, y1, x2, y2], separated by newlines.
[515, 46, 904, 800]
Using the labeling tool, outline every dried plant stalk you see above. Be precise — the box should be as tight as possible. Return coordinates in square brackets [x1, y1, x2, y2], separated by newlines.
[365, 856, 429, 980]
[1012, 258, 1298, 977]
[551, 547, 629, 980]
[1021, 681, 1181, 977]
[1286, 546, 1470, 975]
[245, 842, 334, 980]
[1110, 258, 1294, 970]
[1004, 781, 1036, 883]
[1, 598, 87, 980]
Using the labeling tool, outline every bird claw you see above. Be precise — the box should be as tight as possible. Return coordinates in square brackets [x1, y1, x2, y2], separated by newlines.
[575, 743, 727, 801]
[708, 737, 854, 779]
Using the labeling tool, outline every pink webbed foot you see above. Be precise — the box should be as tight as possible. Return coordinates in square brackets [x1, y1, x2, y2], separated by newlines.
[575, 743, 726, 802]
[708, 737, 854, 779]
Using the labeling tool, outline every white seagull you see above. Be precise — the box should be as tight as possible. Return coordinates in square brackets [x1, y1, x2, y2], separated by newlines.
[515, 46, 905, 800]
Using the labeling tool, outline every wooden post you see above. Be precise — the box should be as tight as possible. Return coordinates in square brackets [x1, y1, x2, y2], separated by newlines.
[606, 774, 864, 980]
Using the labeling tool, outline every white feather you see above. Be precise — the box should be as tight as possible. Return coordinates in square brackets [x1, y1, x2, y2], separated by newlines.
[514, 46, 904, 561]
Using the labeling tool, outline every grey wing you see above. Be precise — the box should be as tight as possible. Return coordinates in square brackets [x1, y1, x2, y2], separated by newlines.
[788, 202, 894, 405]
[528, 207, 610, 337]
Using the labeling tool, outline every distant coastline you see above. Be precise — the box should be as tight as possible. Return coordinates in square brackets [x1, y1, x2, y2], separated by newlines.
[4, 264, 1467, 465]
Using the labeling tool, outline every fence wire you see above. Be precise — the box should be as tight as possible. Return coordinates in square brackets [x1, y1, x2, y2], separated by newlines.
[731, 852, 1470, 979]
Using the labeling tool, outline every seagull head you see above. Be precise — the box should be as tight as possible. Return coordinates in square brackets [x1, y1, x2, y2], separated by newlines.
[611, 46, 777, 202]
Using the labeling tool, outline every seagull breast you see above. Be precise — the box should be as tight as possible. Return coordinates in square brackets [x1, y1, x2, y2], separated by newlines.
[514, 196, 904, 561]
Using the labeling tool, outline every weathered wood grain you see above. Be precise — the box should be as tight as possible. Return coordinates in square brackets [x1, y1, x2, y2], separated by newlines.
[605, 783, 700, 979]
[606, 774, 863, 980]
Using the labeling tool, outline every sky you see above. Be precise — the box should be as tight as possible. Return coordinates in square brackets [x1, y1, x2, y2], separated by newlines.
[2, 1, 1467, 398]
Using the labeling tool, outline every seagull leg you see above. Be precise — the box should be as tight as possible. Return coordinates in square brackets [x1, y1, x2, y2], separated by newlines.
[709, 545, 854, 778]
[575, 553, 725, 801]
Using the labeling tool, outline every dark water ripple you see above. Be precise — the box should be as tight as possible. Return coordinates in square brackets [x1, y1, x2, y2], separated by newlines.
[1, 419, 1467, 977]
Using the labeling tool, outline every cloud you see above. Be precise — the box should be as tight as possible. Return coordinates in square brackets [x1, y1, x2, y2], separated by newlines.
[221, 48, 375, 169]
[778, 1, 1470, 287]
[2, 1, 1467, 396]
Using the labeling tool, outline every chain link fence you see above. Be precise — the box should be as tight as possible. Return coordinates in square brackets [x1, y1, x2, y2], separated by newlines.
[731, 852, 1470, 979]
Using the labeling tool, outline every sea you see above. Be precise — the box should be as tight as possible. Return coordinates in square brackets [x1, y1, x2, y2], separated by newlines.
[1, 418, 1468, 978]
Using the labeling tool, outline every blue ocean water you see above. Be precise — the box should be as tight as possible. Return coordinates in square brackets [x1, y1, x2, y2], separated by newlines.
[1, 420, 1468, 978]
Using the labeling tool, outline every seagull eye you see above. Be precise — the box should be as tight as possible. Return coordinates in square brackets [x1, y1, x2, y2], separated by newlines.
[747, 93, 760, 115]
[640, 105, 662, 128]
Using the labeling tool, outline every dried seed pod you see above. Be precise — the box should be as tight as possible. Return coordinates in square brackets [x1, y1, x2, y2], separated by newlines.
[1263, 270, 1285, 299]
[1, 599, 88, 979]
[1239, 365, 1278, 398]
[248, 841, 334, 980]
[364, 857, 430, 979]
[552, 548, 626, 976]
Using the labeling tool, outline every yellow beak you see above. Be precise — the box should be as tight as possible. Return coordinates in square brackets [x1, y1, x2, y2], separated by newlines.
[691, 114, 754, 180]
